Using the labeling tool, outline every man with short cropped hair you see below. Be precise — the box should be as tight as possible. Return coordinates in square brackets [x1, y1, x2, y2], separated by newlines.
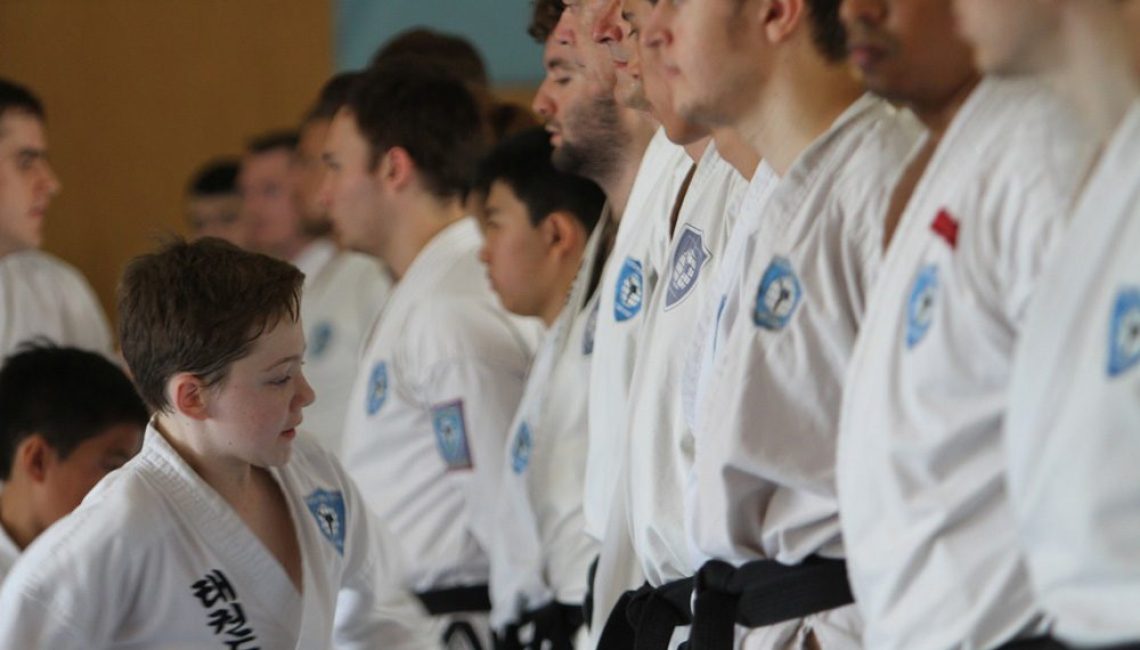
[322, 62, 540, 650]
[642, 0, 921, 647]
[284, 75, 393, 454]
[835, 0, 1096, 647]
[0, 77, 111, 358]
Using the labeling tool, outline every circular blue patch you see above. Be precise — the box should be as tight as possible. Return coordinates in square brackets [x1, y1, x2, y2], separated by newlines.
[614, 257, 645, 323]
[906, 265, 939, 350]
[310, 322, 334, 359]
[511, 422, 533, 474]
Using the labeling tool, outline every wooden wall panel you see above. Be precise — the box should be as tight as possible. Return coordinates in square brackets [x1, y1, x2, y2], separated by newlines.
[0, 0, 332, 325]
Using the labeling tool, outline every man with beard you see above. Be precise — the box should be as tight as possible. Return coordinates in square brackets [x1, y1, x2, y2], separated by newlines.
[952, 2, 1140, 647]
[835, 0, 1095, 647]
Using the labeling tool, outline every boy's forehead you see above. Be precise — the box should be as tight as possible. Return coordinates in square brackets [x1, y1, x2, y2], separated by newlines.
[0, 111, 46, 149]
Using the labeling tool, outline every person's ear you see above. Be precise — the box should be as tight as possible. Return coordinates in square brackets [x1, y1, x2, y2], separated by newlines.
[169, 373, 210, 421]
[759, 0, 804, 46]
[14, 435, 53, 483]
[542, 211, 586, 261]
[377, 146, 417, 193]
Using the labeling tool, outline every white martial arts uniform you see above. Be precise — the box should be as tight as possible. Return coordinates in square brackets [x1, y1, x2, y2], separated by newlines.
[294, 239, 392, 453]
[690, 95, 921, 649]
[583, 128, 689, 542]
[0, 425, 435, 649]
[836, 79, 1095, 650]
[340, 217, 538, 646]
[624, 142, 748, 588]
[0, 493, 18, 585]
[0, 250, 112, 358]
[585, 129, 690, 640]
[489, 223, 606, 637]
[1005, 100, 1140, 646]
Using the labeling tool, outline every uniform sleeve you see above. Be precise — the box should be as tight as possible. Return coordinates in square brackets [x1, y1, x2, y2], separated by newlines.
[334, 464, 439, 649]
[58, 262, 114, 356]
[0, 582, 101, 650]
[410, 299, 532, 563]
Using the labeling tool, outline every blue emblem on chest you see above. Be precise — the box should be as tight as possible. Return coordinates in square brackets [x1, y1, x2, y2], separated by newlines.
[431, 400, 473, 470]
[511, 422, 533, 475]
[665, 226, 711, 310]
[1108, 287, 1140, 377]
[906, 265, 940, 349]
[753, 257, 802, 331]
[583, 299, 599, 356]
[366, 361, 389, 415]
[305, 489, 346, 556]
[614, 257, 645, 322]
[309, 322, 334, 359]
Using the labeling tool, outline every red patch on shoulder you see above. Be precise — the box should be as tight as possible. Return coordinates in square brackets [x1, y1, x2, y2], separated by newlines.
[931, 209, 959, 249]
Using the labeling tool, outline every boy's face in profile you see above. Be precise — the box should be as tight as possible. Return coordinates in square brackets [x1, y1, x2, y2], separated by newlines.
[0, 111, 60, 257]
[199, 316, 315, 469]
[37, 422, 143, 530]
[478, 181, 555, 319]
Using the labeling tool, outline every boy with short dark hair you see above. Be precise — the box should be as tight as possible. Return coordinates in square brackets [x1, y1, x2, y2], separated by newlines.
[0, 238, 434, 649]
[0, 342, 146, 583]
[474, 128, 604, 649]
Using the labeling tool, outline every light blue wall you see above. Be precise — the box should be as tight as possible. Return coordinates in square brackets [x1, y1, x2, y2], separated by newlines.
[336, 0, 544, 85]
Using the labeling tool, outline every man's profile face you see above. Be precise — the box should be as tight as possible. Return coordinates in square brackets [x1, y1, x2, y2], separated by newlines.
[842, 0, 979, 108]
[0, 111, 60, 257]
[239, 148, 304, 259]
[293, 119, 333, 233]
[319, 110, 389, 256]
[186, 193, 248, 247]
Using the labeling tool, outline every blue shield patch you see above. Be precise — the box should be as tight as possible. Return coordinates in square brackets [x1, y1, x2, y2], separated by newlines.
[614, 257, 645, 323]
[305, 489, 346, 556]
[431, 401, 473, 470]
[1108, 287, 1140, 378]
[366, 361, 389, 416]
[309, 322, 334, 359]
[582, 299, 599, 356]
[666, 226, 711, 310]
[511, 422, 533, 475]
[753, 257, 802, 331]
[906, 265, 940, 349]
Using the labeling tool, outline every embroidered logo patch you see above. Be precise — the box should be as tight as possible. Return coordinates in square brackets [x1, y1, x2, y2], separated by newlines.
[753, 257, 802, 331]
[309, 322, 334, 359]
[906, 265, 940, 349]
[583, 299, 599, 356]
[366, 361, 389, 416]
[511, 422, 533, 474]
[931, 209, 959, 249]
[431, 400, 473, 470]
[666, 226, 711, 310]
[305, 489, 346, 556]
[614, 257, 645, 322]
[1108, 287, 1140, 378]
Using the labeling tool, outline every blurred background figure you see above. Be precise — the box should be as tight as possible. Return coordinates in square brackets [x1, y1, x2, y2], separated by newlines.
[184, 158, 249, 247]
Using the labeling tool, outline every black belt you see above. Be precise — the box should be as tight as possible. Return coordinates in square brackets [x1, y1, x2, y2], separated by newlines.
[494, 601, 585, 650]
[415, 584, 492, 616]
[597, 577, 694, 650]
[999, 637, 1140, 650]
[689, 556, 853, 650]
[583, 554, 599, 629]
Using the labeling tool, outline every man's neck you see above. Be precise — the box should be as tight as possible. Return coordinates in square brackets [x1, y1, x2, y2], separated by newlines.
[540, 264, 580, 327]
[0, 482, 38, 550]
[154, 415, 257, 505]
[736, 55, 864, 176]
[712, 128, 761, 179]
[909, 73, 982, 137]
[1052, 3, 1139, 144]
[277, 235, 316, 264]
[383, 195, 467, 281]
[603, 112, 658, 223]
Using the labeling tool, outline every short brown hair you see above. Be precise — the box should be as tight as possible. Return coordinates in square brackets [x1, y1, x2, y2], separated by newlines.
[346, 60, 487, 200]
[118, 238, 303, 412]
[528, 0, 565, 43]
[370, 28, 489, 89]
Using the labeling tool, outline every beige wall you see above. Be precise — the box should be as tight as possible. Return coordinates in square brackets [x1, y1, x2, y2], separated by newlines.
[0, 0, 333, 326]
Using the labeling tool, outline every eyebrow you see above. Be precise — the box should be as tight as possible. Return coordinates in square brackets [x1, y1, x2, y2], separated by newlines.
[263, 353, 304, 371]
